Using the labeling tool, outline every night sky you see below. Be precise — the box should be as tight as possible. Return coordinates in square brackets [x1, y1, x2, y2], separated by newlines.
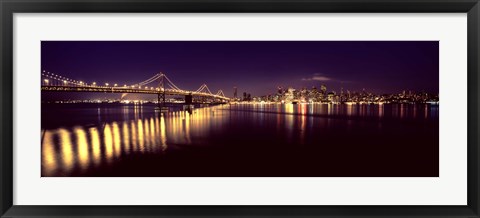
[41, 41, 439, 98]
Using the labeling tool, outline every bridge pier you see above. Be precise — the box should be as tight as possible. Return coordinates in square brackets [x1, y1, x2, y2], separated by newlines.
[185, 94, 193, 105]
[156, 91, 168, 112]
[157, 93, 162, 108]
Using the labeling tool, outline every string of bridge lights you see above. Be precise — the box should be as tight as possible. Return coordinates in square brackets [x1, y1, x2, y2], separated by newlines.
[41, 70, 226, 98]
[195, 84, 213, 95]
[216, 90, 225, 96]
[42, 70, 181, 90]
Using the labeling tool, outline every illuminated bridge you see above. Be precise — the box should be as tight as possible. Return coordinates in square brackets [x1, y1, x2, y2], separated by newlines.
[41, 71, 230, 105]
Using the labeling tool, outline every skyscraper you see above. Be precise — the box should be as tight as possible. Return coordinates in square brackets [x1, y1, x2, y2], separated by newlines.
[234, 86, 238, 99]
[320, 85, 327, 94]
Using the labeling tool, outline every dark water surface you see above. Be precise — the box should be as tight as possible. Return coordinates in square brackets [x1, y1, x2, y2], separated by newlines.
[41, 103, 439, 177]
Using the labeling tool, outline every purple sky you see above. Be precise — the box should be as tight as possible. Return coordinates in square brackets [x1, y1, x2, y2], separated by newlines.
[41, 41, 438, 97]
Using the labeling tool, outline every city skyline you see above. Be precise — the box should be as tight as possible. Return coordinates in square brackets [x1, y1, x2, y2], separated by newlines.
[41, 41, 439, 98]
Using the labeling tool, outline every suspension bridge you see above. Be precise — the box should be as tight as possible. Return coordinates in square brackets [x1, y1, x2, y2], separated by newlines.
[41, 71, 230, 106]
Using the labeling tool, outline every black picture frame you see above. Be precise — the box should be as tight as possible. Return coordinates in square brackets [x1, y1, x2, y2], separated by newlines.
[1, 0, 479, 217]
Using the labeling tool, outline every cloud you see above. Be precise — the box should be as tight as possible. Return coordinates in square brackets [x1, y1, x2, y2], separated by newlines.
[301, 73, 332, 82]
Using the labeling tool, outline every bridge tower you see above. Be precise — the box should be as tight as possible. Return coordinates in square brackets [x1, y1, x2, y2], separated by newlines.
[157, 72, 166, 109]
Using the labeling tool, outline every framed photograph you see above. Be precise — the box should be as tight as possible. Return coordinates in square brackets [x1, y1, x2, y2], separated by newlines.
[1, 0, 479, 217]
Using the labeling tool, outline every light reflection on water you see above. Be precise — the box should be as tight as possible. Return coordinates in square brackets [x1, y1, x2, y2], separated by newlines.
[237, 103, 439, 118]
[41, 103, 438, 176]
[41, 106, 229, 176]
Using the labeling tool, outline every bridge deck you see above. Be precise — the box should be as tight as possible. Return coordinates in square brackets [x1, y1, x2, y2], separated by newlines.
[41, 86, 230, 100]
